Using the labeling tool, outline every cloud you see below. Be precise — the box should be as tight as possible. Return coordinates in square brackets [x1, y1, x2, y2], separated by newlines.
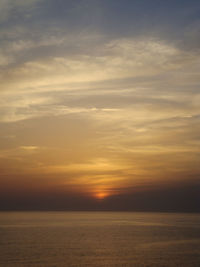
[0, 38, 192, 87]
[1, 35, 199, 98]
[0, 0, 200, 211]
[1, 34, 199, 124]
[0, 0, 42, 23]
[20, 145, 39, 151]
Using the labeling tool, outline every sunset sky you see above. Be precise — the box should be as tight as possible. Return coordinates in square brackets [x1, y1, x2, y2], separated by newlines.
[0, 0, 200, 211]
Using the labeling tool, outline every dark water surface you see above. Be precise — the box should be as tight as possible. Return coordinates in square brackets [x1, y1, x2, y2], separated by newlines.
[0, 212, 200, 266]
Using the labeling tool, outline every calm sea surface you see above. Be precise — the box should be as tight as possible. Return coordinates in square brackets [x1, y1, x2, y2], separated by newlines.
[0, 212, 200, 267]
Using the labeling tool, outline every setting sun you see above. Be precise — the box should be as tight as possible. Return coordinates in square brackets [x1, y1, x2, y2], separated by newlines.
[95, 192, 108, 200]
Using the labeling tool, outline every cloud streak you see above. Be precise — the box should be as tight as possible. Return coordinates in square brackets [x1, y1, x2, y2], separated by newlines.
[0, 0, 200, 210]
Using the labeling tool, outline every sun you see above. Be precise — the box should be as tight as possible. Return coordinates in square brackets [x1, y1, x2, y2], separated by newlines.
[95, 192, 108, 200]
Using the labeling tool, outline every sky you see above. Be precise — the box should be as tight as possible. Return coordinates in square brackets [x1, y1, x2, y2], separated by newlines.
[0, 0, 200, 211]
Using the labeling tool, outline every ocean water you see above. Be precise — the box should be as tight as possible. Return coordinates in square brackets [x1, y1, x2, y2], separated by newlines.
[0, 212, 200, 267]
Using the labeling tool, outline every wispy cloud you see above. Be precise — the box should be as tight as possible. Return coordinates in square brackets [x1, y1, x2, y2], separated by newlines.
[0, 0, 200, 210]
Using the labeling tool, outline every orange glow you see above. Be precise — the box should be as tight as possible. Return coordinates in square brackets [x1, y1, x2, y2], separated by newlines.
[95, 192, 108, 200]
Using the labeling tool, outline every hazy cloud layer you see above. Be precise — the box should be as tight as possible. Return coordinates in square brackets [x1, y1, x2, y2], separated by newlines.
[0, 0, 200, 210]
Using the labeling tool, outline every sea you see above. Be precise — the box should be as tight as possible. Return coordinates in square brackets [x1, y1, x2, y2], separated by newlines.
[0, 212, 200, 267]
